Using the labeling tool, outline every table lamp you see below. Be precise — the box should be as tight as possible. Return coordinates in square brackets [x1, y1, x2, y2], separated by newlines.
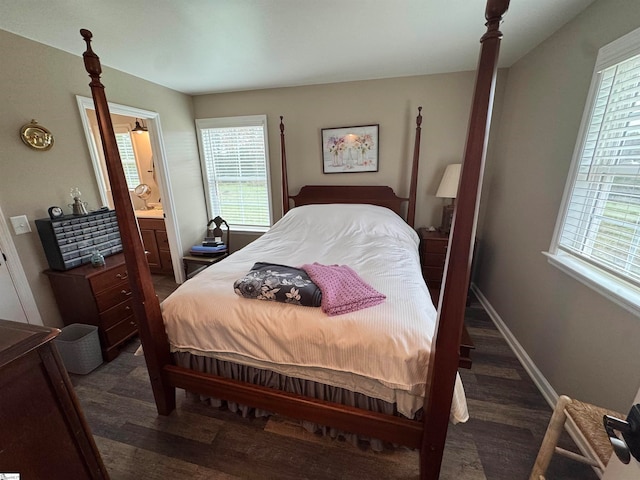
[435, 163, 461, 234]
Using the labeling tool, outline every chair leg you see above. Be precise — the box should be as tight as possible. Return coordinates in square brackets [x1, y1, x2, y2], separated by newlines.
[529, 395, 573, 480]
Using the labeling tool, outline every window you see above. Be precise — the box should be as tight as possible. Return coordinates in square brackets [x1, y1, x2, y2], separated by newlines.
[196, 115, 273, 231]
[114, 129, 141, 189]
[547, 26, 640, 315]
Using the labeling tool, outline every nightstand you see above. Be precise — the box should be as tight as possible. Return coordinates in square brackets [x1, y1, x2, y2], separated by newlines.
[182, 254, 227, 279]
[417, 228, 449, 294]
[417, 227, 475, 368]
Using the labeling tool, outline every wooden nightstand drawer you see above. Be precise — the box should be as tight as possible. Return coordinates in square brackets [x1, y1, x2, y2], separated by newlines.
[423, 252, 446, 268]
[422, 239, 448, 255]
[423, 266, 444, 283]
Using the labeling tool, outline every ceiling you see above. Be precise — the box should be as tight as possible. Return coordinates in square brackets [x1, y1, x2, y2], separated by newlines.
[0, 0, 596, 96]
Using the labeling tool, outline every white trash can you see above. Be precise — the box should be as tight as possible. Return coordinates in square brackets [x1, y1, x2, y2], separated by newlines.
[54, 324, 103, 374]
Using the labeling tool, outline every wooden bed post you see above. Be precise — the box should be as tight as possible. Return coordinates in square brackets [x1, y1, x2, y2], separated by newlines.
[406, 106, 422, 227]
[280, 116, 290, 216]
[80, 29, 176, 415]
[419, 1, 509, 478]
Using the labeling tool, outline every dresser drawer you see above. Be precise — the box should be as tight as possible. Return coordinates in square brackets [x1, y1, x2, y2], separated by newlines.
[99, 298, 134, 330]
[104, 317, 137, 347]
[422, 238, 448, 255]
[89, 264, 129, 294]
[423, 252, 446, 268]
[95, 281, 133, 312]
[422, 266, 444, 283]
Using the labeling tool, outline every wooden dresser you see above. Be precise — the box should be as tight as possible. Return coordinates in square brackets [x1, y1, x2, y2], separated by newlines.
[138, 217, 172, 275]
[0, 319, 109, 479]
[45, 253, 137, 361]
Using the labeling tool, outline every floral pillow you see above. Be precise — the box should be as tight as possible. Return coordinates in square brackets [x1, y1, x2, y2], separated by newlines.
[233, 262, 322, 307]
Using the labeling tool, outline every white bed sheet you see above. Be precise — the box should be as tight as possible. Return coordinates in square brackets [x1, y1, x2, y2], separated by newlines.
[161, 204, 468, 422]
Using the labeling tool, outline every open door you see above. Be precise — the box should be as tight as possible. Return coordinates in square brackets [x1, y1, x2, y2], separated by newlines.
[76, 96, 184, 283]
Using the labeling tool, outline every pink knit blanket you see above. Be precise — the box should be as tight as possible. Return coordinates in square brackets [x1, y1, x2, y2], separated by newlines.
[300, 263, 386, 316]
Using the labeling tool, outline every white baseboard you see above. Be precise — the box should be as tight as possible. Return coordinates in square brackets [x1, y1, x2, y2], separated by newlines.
[470, 283, 603, 477]
[470, 283, 558, 407]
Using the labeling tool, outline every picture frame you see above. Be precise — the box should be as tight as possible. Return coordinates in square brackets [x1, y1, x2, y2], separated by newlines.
[321, 124, 379, 173]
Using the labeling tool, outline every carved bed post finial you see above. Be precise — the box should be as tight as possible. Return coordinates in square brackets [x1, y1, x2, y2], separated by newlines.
[482, 0, 510, 42]
[80, 29, 104, 88]
[280, 116, 290, 216]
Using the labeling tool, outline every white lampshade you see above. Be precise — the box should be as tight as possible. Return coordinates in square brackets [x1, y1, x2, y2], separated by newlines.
[435, 164, 462, 198]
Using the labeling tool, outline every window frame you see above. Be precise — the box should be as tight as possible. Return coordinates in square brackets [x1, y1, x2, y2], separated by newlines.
[546, 25, 640, 317]
[195, 114, 273, 233]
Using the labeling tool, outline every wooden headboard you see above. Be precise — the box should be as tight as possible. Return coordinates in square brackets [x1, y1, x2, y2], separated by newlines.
[289, 185, 407, 217]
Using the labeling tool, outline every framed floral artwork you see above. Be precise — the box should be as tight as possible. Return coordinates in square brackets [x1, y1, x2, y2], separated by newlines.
[321, 124, 379, 173]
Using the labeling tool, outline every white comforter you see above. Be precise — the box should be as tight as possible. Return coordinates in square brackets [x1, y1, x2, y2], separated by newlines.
[162, 204, 468, 422]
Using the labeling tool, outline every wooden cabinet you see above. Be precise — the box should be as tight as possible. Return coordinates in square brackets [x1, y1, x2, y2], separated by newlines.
[0, 319, 109, 479]
[138, 217, 172, 275]
[45, 253, 137, 361]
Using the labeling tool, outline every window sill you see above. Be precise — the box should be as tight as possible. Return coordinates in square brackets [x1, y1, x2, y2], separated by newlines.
[230, 225, 269, 234]
[543, 251, 640, 317]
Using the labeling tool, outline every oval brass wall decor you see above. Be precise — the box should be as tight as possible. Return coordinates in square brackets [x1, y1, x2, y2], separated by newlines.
[20, 119, 54, 151]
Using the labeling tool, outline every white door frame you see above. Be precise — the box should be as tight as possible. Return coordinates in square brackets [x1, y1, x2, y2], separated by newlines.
[76, 96, 184, 283]
[0, 205, 43, 325]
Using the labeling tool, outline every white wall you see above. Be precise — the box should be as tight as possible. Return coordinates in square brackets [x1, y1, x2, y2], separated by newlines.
[0, 29, 204, 327]
[193, 71, 507, 231]
[476, 0, 640, 412]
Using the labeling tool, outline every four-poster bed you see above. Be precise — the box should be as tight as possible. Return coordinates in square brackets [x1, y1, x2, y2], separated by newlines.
[78, 0, 509, 477]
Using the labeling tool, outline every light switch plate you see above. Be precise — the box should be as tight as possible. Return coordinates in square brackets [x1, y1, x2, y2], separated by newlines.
[10, 215, 31, 235]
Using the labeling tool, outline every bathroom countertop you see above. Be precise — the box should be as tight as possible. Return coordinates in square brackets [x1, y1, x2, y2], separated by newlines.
[135, 209, 164, 219]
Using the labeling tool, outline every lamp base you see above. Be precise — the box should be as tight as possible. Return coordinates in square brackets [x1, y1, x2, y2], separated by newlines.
[439, 204, 455, 235]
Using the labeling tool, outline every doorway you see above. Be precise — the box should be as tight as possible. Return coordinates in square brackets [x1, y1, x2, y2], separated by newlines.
[75, 96, 183, 282]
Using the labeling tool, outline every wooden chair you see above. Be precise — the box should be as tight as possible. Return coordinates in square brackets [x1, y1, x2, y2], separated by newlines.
[530, 395, 623, 479]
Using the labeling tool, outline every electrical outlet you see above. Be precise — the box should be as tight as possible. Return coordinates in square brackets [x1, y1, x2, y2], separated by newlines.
[10, 215, 31, 235]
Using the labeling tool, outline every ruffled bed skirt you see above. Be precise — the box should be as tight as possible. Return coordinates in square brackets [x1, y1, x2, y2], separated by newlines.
[172, 351, 419, 451]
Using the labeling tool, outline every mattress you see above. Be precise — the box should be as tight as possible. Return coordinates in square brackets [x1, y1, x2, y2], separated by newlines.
[161, 203, 468, 422]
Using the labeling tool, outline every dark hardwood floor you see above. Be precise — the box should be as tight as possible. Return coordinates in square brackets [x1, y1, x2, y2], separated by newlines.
[69, 278, 598, 479]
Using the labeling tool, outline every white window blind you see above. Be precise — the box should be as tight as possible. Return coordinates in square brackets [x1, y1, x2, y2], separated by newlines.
[196, 115, 272, 230]
[558, 53, 640, 286]
[547, 26, 640, 315]
[115, 132, 141, 189]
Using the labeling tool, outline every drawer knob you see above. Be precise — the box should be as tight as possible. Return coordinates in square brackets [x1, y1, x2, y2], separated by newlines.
[125, 306, 131, 310]
[130, 321, 136, 326]
[116, 272, 128, 280]
[121, 289, 132, 296]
